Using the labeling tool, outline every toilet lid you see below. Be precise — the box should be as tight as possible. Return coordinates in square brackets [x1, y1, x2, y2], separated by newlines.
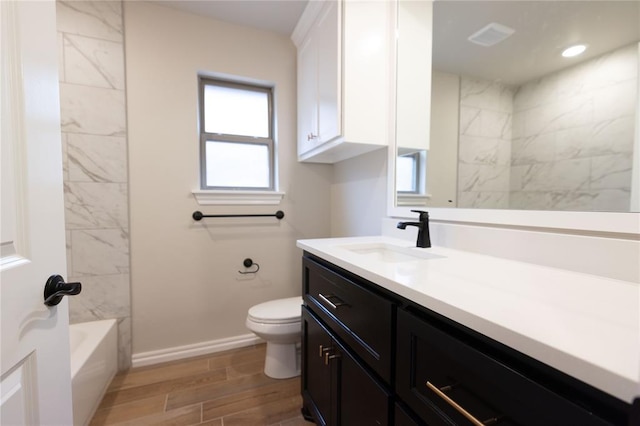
[248, 296, 302, 324]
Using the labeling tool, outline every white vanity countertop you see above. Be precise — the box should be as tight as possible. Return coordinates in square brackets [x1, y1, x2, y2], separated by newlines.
[297, 236, 640, 404]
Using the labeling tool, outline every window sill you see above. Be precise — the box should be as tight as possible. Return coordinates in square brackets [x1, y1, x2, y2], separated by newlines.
[192, 190, 285, 205]
[397, 193, 431, 207]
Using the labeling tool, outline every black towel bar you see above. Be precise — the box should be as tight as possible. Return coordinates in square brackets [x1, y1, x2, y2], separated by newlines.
[192, 211, 284, 221]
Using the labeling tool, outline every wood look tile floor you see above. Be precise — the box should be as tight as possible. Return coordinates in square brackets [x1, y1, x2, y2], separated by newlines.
[90, 344, 312, 426]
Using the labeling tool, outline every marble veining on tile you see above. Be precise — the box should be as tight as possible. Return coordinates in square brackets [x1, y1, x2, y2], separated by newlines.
[67, 134, 128, 182]
[64, 182, 128, 229]
[459, 135, 512, 166]
[117, 317, 132, 370]
[71, 229, 130, 276]
[68, 274, 131, 323]
[60, 83, 126, 136]
[590, 154, 633, 190]
[56, 0, 123, 42]
[63, 33, 125, 89]
[458, 78, 513, 207]
[458, 191, 509, 209]
[457, 43, 636, 211]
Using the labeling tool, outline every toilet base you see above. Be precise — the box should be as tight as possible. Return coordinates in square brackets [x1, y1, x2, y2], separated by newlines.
[264, 341, 300, 379]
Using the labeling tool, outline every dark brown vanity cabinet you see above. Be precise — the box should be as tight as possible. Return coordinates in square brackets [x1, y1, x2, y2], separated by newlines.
[302, 256, 394, 425]
[301, 253, 634, 425]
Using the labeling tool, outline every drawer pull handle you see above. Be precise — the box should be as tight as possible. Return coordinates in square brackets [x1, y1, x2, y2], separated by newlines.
[318, 293, 347, 310]
[426, 381, 487, 426]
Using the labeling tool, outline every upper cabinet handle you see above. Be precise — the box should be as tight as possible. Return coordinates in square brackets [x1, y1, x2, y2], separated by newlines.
[426, 381, 500, 426]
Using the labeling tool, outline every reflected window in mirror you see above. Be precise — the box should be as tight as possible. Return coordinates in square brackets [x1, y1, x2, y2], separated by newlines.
[397, 149, 428, 206]
[397, 150, 422, 193]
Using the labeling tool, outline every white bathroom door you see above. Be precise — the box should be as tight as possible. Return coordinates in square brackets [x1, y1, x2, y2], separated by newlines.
[1, 0, 74, 425]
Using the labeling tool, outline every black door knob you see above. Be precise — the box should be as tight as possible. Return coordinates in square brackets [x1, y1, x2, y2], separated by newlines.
[44, 275, 82, 306]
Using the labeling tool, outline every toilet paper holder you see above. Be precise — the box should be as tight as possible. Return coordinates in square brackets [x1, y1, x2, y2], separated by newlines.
[239, 258, 260, 274]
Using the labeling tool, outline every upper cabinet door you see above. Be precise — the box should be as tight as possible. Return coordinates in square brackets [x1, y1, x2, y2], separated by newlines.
[316, 0, 341, 145]
[292, 0, 392, 164]
[297, 33, 319, 155]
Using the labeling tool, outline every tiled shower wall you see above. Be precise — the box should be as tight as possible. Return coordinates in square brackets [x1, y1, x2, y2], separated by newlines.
[56, 0, 131, 370]
[457, 43, 637, 211]
[457, 78, 514, 208]
[510, 44, 637, 211]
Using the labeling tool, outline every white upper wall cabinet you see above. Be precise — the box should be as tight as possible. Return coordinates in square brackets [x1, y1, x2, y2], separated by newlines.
[292, 0, 392, 163]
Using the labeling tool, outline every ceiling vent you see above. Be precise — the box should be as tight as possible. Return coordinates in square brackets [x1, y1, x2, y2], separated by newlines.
[468, 23, 515, 47]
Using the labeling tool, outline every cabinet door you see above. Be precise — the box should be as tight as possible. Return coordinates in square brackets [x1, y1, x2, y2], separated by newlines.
[316, 0, 340, 144]
[303, 305, 392, 426]
[395, 403, 423, 426]
[302, 307, 333, 426]
[337, 338, 391, 426]
[297, 33, 318, 155]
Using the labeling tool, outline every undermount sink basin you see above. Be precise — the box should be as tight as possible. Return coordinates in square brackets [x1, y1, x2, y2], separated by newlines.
[340, 242, 445, 263]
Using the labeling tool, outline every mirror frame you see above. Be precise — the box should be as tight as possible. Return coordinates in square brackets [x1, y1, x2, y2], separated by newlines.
[387, 2, 640, 236]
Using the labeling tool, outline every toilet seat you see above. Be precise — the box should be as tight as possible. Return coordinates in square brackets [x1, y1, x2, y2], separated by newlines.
[247, 296, 302, 324]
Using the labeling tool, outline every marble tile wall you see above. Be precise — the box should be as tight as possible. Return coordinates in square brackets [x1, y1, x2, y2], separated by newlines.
[455, 44, 637, 211]
[457, 78, 514, 208]
[510, 44, 637, 211]
[56, 0, 131, 370]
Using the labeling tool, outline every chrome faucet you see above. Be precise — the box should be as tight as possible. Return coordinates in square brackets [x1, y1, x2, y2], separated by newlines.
[397, 210, 431, 248]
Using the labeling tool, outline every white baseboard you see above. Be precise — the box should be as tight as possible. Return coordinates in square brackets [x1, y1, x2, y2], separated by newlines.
[131, 333, 263, 368]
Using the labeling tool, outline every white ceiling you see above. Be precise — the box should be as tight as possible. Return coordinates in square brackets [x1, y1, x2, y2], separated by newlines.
[433, 1, 640, 85]
[154, 0, 308, 35]
[152, 0, 639, 85]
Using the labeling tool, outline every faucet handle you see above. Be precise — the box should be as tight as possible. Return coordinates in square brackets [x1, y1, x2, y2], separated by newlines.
[411, 209, 429, 220]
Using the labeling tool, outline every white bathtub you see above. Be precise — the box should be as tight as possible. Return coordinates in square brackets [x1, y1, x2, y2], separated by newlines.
[69, 319, 118, 426]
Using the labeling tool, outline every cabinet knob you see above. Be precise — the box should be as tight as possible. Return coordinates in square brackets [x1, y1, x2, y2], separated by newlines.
[307, 133, 317, 141]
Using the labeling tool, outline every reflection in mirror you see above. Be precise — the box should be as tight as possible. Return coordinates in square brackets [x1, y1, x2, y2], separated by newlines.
[395, 0, 640, 213]
[396, 148, 427, 205]
[395, 0, 432, 207]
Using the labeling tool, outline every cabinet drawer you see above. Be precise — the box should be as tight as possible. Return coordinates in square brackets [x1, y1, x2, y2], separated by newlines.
[396, 309, 618, 426]
[303, 256, 394, 382]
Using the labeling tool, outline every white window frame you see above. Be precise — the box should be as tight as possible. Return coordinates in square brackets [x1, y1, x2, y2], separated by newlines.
[193, 76, 284, 205]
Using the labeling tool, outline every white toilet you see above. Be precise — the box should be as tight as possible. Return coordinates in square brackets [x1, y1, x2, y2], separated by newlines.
[246, 296, 303, 379]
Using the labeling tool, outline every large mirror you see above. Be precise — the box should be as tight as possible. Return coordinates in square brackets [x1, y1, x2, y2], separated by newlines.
[393, 0, 640, 217]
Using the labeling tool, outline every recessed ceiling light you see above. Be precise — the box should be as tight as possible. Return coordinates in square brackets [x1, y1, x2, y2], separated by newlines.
[562, 44, 587, 58]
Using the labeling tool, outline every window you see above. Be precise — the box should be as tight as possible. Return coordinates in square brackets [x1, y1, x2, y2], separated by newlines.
[199, 77, 275, 190]
[396, 150, 424, 194]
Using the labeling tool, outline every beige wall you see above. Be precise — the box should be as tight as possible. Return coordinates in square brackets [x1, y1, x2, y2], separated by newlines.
[427, 71, 459, 208]
[125, 2, 332, 356]
[331, 148, 388, 237]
